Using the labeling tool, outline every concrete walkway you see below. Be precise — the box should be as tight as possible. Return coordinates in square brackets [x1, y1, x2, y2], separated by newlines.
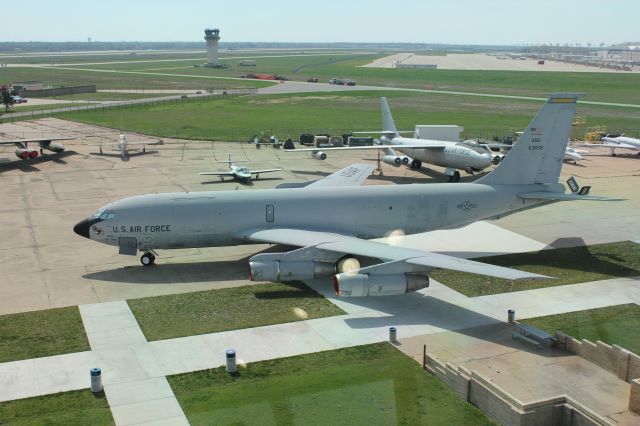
[79, 301, 189, 426]
[1, 276, 638, 402]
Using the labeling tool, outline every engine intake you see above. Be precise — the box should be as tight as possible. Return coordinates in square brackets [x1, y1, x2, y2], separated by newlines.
[249, 260, 336, 282]
[311, 151, 327, 160]
[333, 273, 429, 297]
[44, 142, 65, 153]
[382, 155, 402, 167]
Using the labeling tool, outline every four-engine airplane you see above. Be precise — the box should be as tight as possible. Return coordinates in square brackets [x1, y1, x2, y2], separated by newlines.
[74, 94, 621, 297]
[0, 136, 71, 160]
[286, 97, 495, 182]
[199, 155, 282, 182]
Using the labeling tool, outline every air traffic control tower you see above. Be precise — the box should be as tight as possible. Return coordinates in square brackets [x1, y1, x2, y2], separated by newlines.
[204, 28, 221, 66]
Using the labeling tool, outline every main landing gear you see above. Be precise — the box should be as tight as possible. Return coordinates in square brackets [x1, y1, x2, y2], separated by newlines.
[447, 171, 461, 183]
[140, 251, 156, 266]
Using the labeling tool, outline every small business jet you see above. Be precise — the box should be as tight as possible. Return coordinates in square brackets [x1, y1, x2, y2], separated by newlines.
[601, 135, 640, 156]
[199, 155, 282, 182]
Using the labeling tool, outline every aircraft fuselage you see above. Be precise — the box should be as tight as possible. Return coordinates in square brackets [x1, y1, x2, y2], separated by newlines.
[75, 183, 553, 252]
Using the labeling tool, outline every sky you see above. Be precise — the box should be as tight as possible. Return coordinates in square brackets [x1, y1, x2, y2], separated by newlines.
[1, 0, 638, 46]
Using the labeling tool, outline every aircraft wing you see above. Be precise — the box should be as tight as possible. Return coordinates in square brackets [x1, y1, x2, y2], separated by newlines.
[240, 228, 550, 281]
[199, 171, 236, 176]
[602, 141, 638, 149]
[285, 144, 447, 152]
[306, 163, 374, 188]
[0, 137, 73, 145]
[518, 192, 625, 201]
[251, 169, 282, 174]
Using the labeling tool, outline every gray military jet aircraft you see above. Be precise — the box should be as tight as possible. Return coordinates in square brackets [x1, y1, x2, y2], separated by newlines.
[199, 155, 282, 182]
[0, 136, 71, 160]
[74, 94, 620, 296]
[90, 134, 162, 161]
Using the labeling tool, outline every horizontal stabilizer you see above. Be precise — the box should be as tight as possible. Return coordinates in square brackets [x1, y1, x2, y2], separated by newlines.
[518, 192, 625, 201]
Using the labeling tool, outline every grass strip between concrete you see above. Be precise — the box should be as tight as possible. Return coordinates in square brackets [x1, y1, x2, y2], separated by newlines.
[0, 306, 90, 363]
[526, 303, 640, 354]
[128, 281, 345, 341]
[431, 241, 640, 297]
[168, 342, 496, 426]
[0, 389, 113, 425]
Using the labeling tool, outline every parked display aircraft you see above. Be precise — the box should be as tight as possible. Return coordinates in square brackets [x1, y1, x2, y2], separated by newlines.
[480, 136, 588, 165]
[0, 136, 71, 159]
[286, 97, 494, 182]
[601, 135, 640, 156]
[199, 155, 282, 181]
[74, 94, 621, 297]
[90, 134, 161, 160]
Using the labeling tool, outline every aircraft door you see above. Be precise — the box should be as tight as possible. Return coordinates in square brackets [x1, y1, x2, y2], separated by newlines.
[118, 237, 138, 256]
[266, 204, 274, 223]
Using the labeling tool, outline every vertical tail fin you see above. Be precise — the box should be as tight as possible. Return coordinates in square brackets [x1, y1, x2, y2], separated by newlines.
[381, 97, 400, 137]
[477, 94, 579, 185]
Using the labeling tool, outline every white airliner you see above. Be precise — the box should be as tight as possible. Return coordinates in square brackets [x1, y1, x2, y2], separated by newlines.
[74, 94, 621, 296]
[199, 155, 282, 182]
[601, 135, 640, 156]
[90, 134, 162, 160]
[287, 97, 494, 182]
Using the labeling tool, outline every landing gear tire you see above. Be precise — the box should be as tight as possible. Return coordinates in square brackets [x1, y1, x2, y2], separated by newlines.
[410, 160, 422, 170]
[448, 171, 461, 182]
[141, 252, 155, 266]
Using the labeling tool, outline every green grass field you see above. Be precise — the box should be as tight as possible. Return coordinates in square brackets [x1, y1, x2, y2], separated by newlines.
[0, 306, 90, 363]
[0, 66, 273, 90]
[128, 281, 344, 341]
[5, 102, 89, 114]
[68, 53, 640, 104]
[48, 92, 182, 101]
[168, 343, 495, 426]
[0, 390, 113, 425]
[57, 90, 640, 141]
[431, 241, 640, 297]
[527, 304, 640, 354]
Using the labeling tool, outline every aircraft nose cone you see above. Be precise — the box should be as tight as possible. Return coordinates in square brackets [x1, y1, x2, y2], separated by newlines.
[73, 218, 92, 239]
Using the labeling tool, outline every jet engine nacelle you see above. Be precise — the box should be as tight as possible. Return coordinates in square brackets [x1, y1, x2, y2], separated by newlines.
[249, 260, 336, 282]
[382, 155, 402, 167]
[15, 148, 38, 160]
[492, 155, 503, 165]
[333, 273, 429, 297]
[43, 142, 65, 153]
[311, 151, 327, 160]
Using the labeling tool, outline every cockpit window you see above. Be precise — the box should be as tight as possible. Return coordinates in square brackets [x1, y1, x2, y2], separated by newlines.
[94, 210, 115, 220]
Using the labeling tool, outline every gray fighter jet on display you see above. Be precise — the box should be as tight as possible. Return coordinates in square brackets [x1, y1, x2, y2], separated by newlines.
[286, 97, 495, 182]
[199, 155, 282, 182]
[74, 94, 620, 297]
[0, 136, 71, 159]
[90, 134, 162, 161]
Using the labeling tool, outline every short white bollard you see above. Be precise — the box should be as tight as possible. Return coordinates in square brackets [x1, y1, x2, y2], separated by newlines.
[508, 309, 516, 324]
[389, 327, 397, 343]
[90, 368, 102, 393]
[226, 349, 237, 373]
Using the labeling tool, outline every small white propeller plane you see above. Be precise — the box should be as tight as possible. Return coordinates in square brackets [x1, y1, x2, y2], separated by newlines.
[199, 155, 282, 182]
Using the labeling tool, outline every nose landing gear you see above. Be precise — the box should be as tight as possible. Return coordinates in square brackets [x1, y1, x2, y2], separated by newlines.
[140, 251, 156, 266]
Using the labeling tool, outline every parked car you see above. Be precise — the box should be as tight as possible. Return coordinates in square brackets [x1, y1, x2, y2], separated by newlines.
[12, 96, 27, 104]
